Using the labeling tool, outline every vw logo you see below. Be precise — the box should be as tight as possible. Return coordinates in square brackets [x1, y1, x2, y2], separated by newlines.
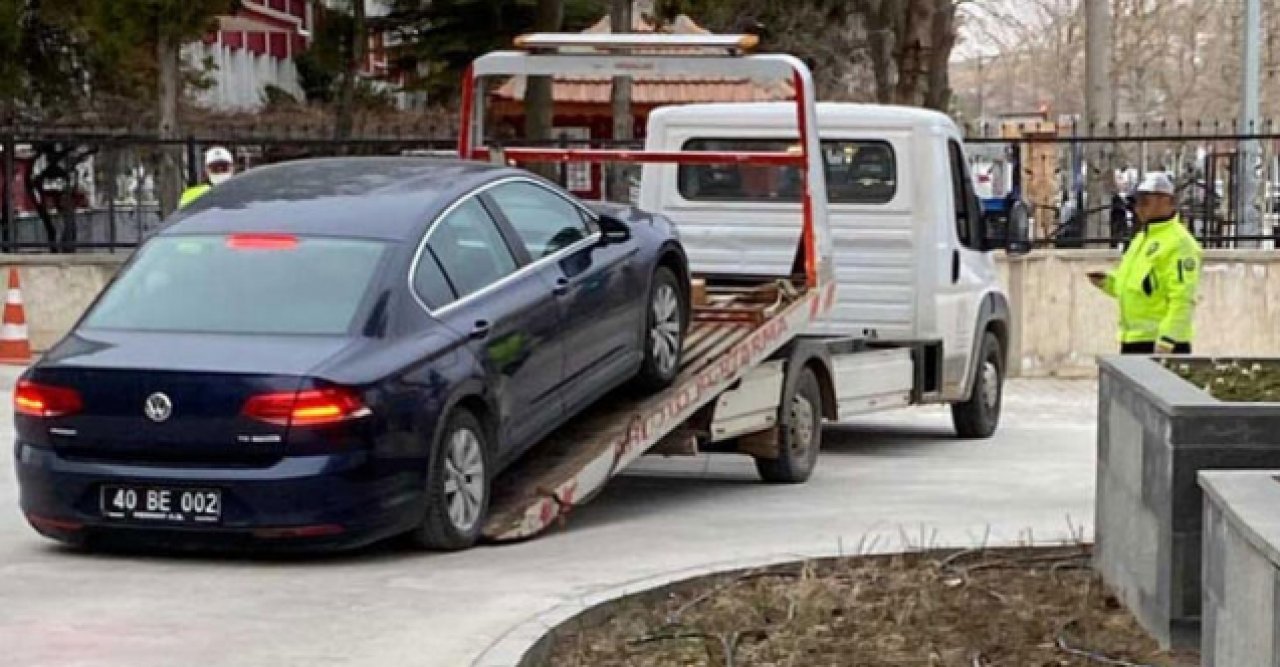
[144, 393, 173, 423]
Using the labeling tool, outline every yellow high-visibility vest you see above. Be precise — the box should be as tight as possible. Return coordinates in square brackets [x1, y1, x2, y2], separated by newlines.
[1100, 214, 1203, 344]
[178, 183, 211, 209]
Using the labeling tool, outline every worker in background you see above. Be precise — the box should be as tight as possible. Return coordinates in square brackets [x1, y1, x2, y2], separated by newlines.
[179, 146, 235, 209]
[1088, 172, 1203, 354]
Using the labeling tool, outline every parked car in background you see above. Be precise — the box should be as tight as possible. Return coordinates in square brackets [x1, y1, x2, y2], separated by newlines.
[14, 157, 690, 551]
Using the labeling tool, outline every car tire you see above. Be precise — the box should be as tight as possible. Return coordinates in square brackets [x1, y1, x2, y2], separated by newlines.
[755, 367, 823, 484]
[951, 331, 1004, 439]
[634, 265, 687, 392]
[409, 408, 490, 551]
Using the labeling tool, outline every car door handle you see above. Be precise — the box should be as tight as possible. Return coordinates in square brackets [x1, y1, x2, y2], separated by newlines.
[470, 320, 491, 340]
[552, 277, 570, 296]
[951, 250, 960, 283]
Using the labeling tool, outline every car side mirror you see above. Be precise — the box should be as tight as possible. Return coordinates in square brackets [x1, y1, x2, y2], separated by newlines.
[980, 199, 1032, 256]
[597, 214, 631, 245]
[1003, 200, 1032, 256]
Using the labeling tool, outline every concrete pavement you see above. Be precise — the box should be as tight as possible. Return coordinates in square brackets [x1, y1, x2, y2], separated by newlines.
[0, 371, 1097, 667]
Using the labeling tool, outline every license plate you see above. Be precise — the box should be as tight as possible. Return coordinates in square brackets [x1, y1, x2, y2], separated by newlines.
[100, 485, 222, 524]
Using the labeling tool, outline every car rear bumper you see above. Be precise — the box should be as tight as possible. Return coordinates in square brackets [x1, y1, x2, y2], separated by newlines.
[14, 442, 425, 552]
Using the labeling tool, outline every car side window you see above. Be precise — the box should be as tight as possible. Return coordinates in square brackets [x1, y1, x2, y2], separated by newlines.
[423, 198, 518, 302]
[412, 253, 455, 310]
[948, 140, 980, 249]
[488, 181, 592, 259]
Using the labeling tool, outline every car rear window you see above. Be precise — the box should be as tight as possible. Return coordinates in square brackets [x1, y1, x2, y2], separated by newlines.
[84, 235, 388, 335]
[678, 138, 897, 204]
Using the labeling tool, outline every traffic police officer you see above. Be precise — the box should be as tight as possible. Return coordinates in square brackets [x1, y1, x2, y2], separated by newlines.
[179, 146, 235, 209]
[1089, 172, 1203, 354]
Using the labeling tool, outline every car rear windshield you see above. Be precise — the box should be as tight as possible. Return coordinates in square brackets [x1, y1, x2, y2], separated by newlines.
[678, 138, 897, 204]
[83, 235, 388, 335]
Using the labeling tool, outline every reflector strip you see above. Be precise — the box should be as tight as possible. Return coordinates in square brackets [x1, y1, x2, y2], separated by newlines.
[253, 524, 345, 539]
[27, 513, 84, 532]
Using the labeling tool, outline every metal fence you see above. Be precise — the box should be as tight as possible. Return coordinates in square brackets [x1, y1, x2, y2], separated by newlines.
[3, 124, 1279, 253]
[962, 121, 1280, 250]
[0, 130, 459, 253]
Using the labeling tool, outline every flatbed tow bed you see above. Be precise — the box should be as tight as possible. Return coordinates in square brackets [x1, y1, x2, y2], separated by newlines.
[486, 279, 829, 541]
[462, 34, 840, 542]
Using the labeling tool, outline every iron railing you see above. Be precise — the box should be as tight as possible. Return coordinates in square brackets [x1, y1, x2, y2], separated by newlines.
[962, 120, 1280, 250]
[2, 123, 1279, 253]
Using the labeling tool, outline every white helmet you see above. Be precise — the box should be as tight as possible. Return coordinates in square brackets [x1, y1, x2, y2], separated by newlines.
[204, 146, 235, 185]
[1136, 172, 1175, 196]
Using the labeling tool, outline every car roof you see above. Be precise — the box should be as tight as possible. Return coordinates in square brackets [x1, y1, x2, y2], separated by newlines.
[162, 157, 520, 241]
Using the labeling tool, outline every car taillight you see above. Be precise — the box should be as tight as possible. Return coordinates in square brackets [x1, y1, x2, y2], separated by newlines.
[14, 380, 83, 418]
[242, 388, 369, 427]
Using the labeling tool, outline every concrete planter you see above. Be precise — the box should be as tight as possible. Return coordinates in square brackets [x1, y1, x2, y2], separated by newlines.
[1095, 356, 1280, 649]
[1200, 470, 1280, 667]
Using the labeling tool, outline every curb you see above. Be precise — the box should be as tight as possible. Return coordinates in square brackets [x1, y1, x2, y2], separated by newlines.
[470, 528, 1087, 667]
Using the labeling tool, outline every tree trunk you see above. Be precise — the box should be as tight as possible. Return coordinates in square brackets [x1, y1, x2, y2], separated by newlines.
[891, 0, 933, 107]
[608, 0, 633, 202]
[334, 0, 367, 142]
[1084, 0, 1115, 240]
[156, 31, 183, 219]
[923, 0, 955, 112]
[524, 0, 563, 179]
[861, 0, 898, 104]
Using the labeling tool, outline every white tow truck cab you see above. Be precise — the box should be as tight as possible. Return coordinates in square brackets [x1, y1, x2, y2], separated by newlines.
[639, 103, 1014, 439]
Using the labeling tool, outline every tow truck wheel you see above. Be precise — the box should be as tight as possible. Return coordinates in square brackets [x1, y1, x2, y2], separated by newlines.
[635, 266, 687, 391]
[410, 408, 490, 551]
[755, 367, 822, 484]
[951, 331, 1004, 439]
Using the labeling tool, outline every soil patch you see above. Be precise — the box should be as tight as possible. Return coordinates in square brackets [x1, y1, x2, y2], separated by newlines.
[1163, 358, 1280, 402]
[542, 546, 1199, 666]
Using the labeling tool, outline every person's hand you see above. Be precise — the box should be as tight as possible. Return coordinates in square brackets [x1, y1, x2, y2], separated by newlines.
[1155, 340, 1175, 354]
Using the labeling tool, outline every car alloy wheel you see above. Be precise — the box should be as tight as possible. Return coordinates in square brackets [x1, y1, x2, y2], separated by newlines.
[443, 427, 486, 532]
[650, 283, 681, 377]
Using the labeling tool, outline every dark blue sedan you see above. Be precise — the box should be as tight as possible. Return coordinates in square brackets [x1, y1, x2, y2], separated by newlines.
[15, 158, 690, 551]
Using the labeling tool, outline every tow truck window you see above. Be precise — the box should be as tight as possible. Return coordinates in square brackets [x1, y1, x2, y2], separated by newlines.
[678, 139, 896, 204]
[948, 140, 981, 249]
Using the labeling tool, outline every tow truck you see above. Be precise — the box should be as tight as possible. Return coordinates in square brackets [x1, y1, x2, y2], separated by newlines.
[461, 33, 1014, 543]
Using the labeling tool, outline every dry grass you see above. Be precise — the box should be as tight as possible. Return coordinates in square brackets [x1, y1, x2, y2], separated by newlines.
[543, 547, 1199, 667]
[1163, 358, 1280, 402]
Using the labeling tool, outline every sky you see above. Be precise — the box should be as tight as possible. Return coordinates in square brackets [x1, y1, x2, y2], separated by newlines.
[953, 0, 1070, 61]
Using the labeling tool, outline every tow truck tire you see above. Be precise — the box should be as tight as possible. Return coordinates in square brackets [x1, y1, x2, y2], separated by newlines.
[635, 266, 687, 391]
[755, 367, 822, 484]
[409, 409, 490, 551]
[951, 331, 1004, 439]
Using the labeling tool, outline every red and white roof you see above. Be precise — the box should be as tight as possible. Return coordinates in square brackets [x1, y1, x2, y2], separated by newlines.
[201, 0, 311, 60]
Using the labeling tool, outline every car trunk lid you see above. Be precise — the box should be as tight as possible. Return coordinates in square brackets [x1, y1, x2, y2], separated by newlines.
[28, 332, 356, 466]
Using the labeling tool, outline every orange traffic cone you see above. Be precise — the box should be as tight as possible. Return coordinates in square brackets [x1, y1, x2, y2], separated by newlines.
[0, 268, 32, 365]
